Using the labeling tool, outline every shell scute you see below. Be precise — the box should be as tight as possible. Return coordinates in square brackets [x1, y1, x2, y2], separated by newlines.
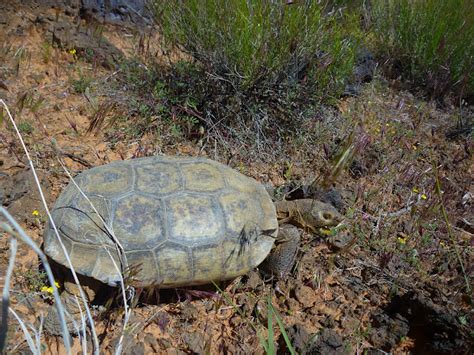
[182, 162, 225, 192]
[219, 192, 263, 234]
[135, 161, 182, 195]
[113, 194, 166, 250]
[125, 250, 160, 287]
[54, 196, 113, 246]
[43, 229, 73, 266]
[154, 242, 193, 287]
[91, 246, 121, 285]
[165, 194, 224, 245]
[192, 243, 224, 282]
[69, 243, 100, 276]
[77, 163, 133, 196]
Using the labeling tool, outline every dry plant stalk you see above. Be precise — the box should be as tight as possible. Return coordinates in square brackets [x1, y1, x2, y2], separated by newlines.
[0, 99, 99, 354]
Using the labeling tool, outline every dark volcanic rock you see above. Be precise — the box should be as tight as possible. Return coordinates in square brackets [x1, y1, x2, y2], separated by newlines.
[283, 325, 350, 355]
[370, 291, 473, 354]
[80, 0, 152, 26]
[49, 20, 123, 68]
[343, 47, 377, 97]
[307, 328, 349, 355]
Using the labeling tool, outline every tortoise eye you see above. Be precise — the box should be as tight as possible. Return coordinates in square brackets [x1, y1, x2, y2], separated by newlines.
[322, 212, 333, 221]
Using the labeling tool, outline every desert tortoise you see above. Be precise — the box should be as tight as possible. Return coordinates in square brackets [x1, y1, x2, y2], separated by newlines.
[43, 155, 342, 334]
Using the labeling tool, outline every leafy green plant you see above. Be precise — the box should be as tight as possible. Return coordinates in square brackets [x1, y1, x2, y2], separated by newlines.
[21, 269, 48, 292]
[107, 2, 361, 146]
[17, 121, 33, 134]
[370, 0, 474, 99]
[71, 70, 93, 94]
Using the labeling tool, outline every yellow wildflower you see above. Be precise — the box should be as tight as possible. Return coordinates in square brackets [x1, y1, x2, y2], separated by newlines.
[32, 210, 40, 216]
[69, 48, 76, 55]
[41, 286, 54, 294]
[41, 281, 60, 294]
[412, 187, 419, 193]
[397, 232, 408, 245]
[421, 194, 427, 200]
[318, 227, 333, 236]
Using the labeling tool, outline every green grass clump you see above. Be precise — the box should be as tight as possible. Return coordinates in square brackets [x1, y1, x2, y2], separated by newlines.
[370, 0, 474, 99]
[152, 0, 358, 99]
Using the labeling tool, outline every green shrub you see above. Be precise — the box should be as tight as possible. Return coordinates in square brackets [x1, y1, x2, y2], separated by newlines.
[17, 121, 33, 134]
[71, 74, 93, 94]
[152, 0, 358, 99]
[370, 0, 474, 99]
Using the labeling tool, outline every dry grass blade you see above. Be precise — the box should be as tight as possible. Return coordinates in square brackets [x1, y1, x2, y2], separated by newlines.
[2, 98, 130, 354]
[0, 210, 70, 354]
[9, 307, 36, 353]
[319, 128, 370, 188]
[1, 221, 59, 354]
[87, 101, 117, 134]
[434, 165, 471, 294]
[0, 99, 98, 353]
[33, 318, 43, 354]
[0, 237, 17, 353]
[74, 295, 88, 355]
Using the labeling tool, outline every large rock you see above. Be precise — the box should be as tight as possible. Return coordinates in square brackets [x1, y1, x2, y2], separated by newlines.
[80, 0, 152, 26]
[0, 169, 51, 224]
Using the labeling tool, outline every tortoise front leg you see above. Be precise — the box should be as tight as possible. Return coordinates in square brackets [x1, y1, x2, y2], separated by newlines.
[260, 224, 301, 278]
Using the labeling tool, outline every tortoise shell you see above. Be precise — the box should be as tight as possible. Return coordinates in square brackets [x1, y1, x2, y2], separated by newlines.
[43, 156, 278, 287]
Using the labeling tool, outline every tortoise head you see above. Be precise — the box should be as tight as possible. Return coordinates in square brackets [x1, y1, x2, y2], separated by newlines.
[303, 200, 343, 229]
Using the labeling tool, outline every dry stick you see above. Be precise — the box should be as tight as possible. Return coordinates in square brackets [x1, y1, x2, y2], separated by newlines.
[54, 158, 131, 355]
[0, 100, 98, 353]
[0, 213, 71, 354]
[0, 236, 17, 352]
